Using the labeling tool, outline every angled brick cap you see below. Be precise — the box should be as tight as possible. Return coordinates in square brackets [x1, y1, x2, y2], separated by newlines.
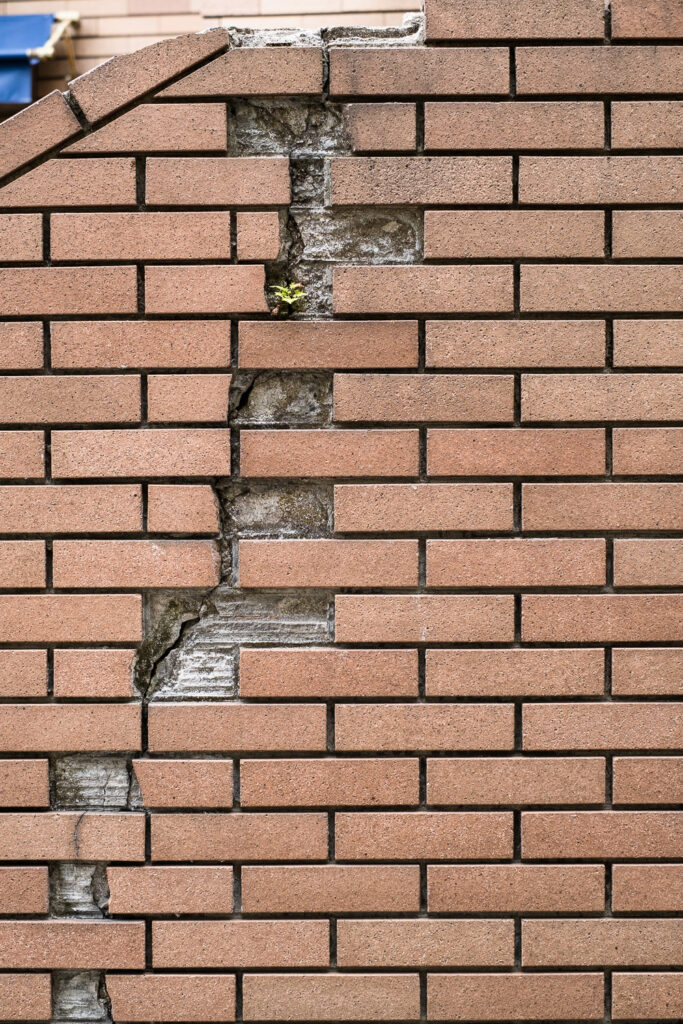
[69, 29, 230, 123]
[0, 91, 81, 182]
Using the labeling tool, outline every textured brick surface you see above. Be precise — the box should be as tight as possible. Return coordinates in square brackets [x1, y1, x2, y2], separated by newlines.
[0, 9, 681, 1022]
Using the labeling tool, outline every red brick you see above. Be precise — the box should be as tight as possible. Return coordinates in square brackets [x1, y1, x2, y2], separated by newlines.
[0, 595, 141, 643]
[425, 100, 604, 150]
[239, 538, 418, 588]
[427, 321, 605, 370]
[612, 648, 683, 696]
[239, 320, 418, 370]
[613, 428, 683, 475]
[0, 650, 47, 698]
[425, 0, 604, 39]
[239, 648, 418, 698]
[614, 321, 683, 367]
[52, 429, 230, 479]
[428, 428, 605, 477]
[69, 29, 229, 121]
[0, 158, 136, 208]
[0, 90, 80, 180]
[107, 975, 235, 1023]
[0, 973, 51, 1021]
[523, 595, 683, 643]
[145, 265, 267, 314]
[428, 864, 605, 914]
[108, 866, 233, 915]
[0, 541, 44, 588]
[614, 756, 683, 805]
[331, 156, 510, 205]
[522, 810, 682, 859]
[53, 648, 136, 699]
[521, 156, 682, 204]
[612, 101, 683, 149]
[334, 373, 514, 423]
[236, 211, 281, 261]
[428, 757, 605, 806]
[240, 429, 418, 478]
[0, 921, 144, 969]
[524, 703, 681, 751]
[0, 812, 144, 861]
[336, 811, 513, 861]
[51, 320, 231, 369]
[65, 102, 228, 153]
[344, 103, 416, 152]
[330, 47, 509, 97]
[0, 374, 140, 424]
[428, 972, 604, 1022]
[517, 45, 683, 95]
[0, 431, 44, 478]
[146, 156, 289, 205]
[151, 812, 327, 862]
[336, 705, 514, 752]
[426, 210, 604, 259]
[522, 265, 683, 313]
[613, 211, 683, 258]
[148, 703, 326, 753]
[160, 46, 323, 98]
[242, 974, 419, 1022]
[335, 483, 513, 533]
[523, 483, 683, 531]
[612, 865, 683, 912]
[0, 215, 42, 262]
[148, 485, 220, 534]
[133, 759, 233, 808]
[428, 538, 605, 587]
[154, 919, 328, 969]
[426, 649, 604, 698]
[242, 865, 420, 914]
[0, 704, 139, 753]
[335, 266, 513, 315]
[0, 323, 43, 371]
[523, 918, 683, 968]
[0, 761, 49, 808]
[0, 267, 137, 316]
[335, 595, 514, 643]
[615, 539, 683, 586]
[53, 539, 219, 588]
[0, 867, 49, 914]
[0, 485, 142, 534]
[240, 758, 419, 807]
[51, 212, 232, 261]
[612, 0, 683, 37]
[612, 973, 683, 1022]
[338, 920, 513, 969]
[524, 372, 683, 420]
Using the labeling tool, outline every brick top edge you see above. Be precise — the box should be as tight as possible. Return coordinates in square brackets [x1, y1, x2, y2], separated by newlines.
[68, 28, 230, 124]
[0, 91, 81, 184]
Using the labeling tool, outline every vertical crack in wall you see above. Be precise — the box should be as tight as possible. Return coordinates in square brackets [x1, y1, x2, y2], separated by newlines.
[49, 16, 423, 1023]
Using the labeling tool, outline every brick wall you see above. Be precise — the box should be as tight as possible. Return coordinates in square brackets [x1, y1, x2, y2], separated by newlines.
[0, 1, 682, 1021]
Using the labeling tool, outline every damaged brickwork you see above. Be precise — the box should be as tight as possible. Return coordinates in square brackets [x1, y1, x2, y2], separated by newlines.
[0, 1, 682, 1022]
[43, 16, 424, 1022]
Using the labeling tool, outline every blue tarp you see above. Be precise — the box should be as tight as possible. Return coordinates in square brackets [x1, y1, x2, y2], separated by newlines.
[0, 15, 55, 104]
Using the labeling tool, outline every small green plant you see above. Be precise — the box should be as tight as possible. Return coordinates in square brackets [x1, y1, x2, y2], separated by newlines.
[271, 280, 307, 317]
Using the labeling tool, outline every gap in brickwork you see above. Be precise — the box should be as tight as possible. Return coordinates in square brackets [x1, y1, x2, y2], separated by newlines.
[47, 18, 426, 1022]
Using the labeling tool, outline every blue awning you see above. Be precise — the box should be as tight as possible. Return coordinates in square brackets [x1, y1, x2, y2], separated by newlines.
[0, 15, 55, 104]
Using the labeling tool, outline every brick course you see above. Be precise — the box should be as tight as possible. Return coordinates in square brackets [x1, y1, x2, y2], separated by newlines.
[0, 5, 680, 1022]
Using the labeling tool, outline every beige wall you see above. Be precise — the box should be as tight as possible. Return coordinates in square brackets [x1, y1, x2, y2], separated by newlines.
[1, 0, 420, 100]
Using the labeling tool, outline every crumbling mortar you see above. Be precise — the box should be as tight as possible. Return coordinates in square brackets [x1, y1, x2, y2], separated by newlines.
[48, 21, 426, 1022]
